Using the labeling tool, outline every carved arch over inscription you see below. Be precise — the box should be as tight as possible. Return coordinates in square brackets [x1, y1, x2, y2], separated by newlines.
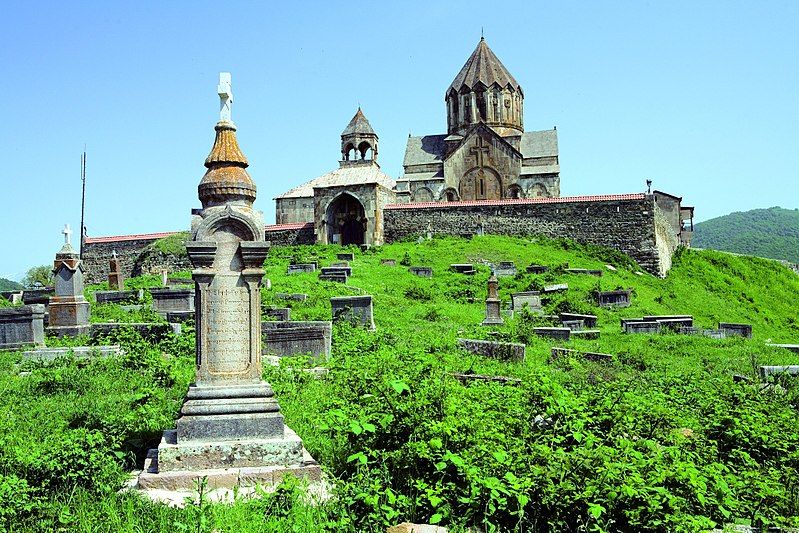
[460, 166, 501, 201]
[528, 183, 550, 198]
[194, 205, 265, 242]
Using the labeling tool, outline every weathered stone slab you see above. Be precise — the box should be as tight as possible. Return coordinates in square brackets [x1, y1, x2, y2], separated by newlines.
[456, 338, 525, 362]
[263, 308, 290, 322]
[622, 320, 661, 334]
[571, 329, 600, 339]
[150, 288, 195, 315]
[526, 264, 548, 274]
[759, 366, 799, 379]
[319, 273, 347, 283]
[331, 296, 375, 329]
[380, 259, 396, 266]
[511, 291, 542, 312]
[450, 264, 475, 273]
[336, 252, 355, 261]
[596, 290, 631, 308]
[22, 288, 53, 305]
[565, 268, 603, 276]
[95, 289, 144, 304]
[409, 266, 433, 278]
[543, 283, 568, 293]
[320, 266, 351, 277]
[494, 261, 517, 277]
[561, 320, 585, 330]
[275, 293, 308, 301]
[262, 321, 332, 361]
[559, 313, 597, 327]
[719, 322, 753, 338]
[287, 263, 316, 275]
[551, 347, 613, 362]
[450, 372, 521, 385]
[0, 305, 45, 350]
[22, 345, 122, 361]
[767, 344, 799, 353]
[533, 327, 571, 340]
[164, 311, 194, 323]
[644, 315, 693, 328]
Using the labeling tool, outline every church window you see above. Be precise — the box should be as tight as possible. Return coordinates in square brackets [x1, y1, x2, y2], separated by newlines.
[479, 178, 485, 197]
[446, 191, 455, 202]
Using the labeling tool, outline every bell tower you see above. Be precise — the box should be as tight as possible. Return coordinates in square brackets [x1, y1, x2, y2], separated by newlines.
[340, 107, 379, 166]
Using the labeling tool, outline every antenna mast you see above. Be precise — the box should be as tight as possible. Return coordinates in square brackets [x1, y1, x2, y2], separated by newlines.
[79, 147, 86, 258]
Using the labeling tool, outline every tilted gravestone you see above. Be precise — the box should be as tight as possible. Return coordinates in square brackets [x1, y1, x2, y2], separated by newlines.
[596, 290, 631, 308]
[511, 291, 542, 313]
[482, 273, 503, 326]
[718, 322, 753, 338]
[457, 338, 525, 362]
[149, 287, 195, 316]
[137, 75, 319, 493]
[331, 295, 375, 330]
[262, 321, 332, 362]
[533, 327, 571, 341]
[336, 252, 355, 261]
[320, 266, 352, 277]
[494, 261, 517, 277]
[409, 266, 433, 278]
[48, 224, 91, 337]
[559, 313, 597, 328]
[0, 305, 45, 350]
[287, 263, 316, 275]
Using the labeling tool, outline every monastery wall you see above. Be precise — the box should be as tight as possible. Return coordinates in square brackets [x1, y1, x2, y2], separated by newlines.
[82, 233, 176, 285]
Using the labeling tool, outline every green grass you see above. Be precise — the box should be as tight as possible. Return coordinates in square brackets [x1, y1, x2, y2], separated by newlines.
[2, 235, 799, 531]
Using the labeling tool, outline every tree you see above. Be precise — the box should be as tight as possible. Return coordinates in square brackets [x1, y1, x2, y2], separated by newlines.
[22, 265, 54, 288]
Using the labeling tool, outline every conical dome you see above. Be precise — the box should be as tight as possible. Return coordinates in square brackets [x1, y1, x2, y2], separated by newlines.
[342, 107, 375, 136]
[340, 107, 379, 165]
[198, 121, 257, 208]
[448, 38, 522, 95]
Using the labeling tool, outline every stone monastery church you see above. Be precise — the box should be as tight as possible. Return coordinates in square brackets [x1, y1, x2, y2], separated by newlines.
[274, 38, 562, 247]
[83, 38, 694, 279]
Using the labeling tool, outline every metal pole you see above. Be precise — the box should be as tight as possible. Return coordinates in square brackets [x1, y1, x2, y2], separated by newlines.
[79, 148, 86, 258]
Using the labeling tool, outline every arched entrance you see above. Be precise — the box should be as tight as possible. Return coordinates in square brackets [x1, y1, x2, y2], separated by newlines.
[326, 193, 366, 245]
[459, 167, 501, 200]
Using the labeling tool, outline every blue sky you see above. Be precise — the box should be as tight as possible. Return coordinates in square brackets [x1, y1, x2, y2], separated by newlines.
[2, 1, 797, 281]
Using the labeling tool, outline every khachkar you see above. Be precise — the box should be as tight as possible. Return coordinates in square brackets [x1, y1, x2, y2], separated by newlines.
[481, 271, 504, 326]
[138, 73, 320, 494]
[48, 224, 91, 337]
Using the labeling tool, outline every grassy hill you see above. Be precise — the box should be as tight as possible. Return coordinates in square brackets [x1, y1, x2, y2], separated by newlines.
[1, 236, 799, 531]
[693, 206, 799, 263]
[0, 277, 22, 291]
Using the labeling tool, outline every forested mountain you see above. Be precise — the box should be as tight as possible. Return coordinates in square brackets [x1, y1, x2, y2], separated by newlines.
[692, 206, 799, 263]
[0, 278, 22, 291]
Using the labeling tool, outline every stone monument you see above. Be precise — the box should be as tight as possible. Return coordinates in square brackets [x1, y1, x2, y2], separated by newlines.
[48, 224, 91, 337]
[108, 250, 124, 290]
[138, 73, 320, 494]
[481, 271, 503, 326]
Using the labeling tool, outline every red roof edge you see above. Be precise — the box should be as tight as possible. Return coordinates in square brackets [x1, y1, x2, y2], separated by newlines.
[83, 231, 180, 244]
[384, 193, 647, 210]
[265, 222, 315, 232]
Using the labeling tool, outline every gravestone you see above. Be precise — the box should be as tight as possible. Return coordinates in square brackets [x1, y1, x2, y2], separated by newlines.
[95, 289, 144, 304]
[622, 320, 661, 334]
[319, 272, 347, 283]
[275, 293, 308, 301]
[330, 261, 349, 267]
[533, 327, 571, 340]
[526, 264, 548, 274]
[90, 322, 178, 341]
[166, 311, 195, 323]
[161, 269, 168, 286]
[494, 261, 517, 277]
[48, 224, 91, 337]
[481, 273, 503, 326]
[137, 74, 319, 494]
[457, 338, 525, 362]
[559, 313, 597, 328]
[644, 315, 693, 328]
[336, 252, 355, 261]
[108, 250, 124, 290]
[22, 345, 122, 362]
[571, 330, 600, 339]
[0, 305, 45, 350]
[21, 288, 53, 305]
[331, 296, 375, 329]
[596, 290, 631, 308]
[409, 266, 433, 278]
[543, 283, 568, 293]
[320, 266, 351, 277]
[262, 321, 332, 361]
[551, 347, 613, 362]
[718, 322, 753, 338]
[759, 366, 799, 379]
[381, 259, 396, 266]
[264, 307, 290, 321]
[450, 264, 475, 274]
[767, 344, 799, 353]
[561, 320, 585, 331]
[0, 291, 22, 304]
[565, 268, 603, 277]
[287, 263, 316, 275]
[511, 291, 542, 313]
[150, 287, 195, 316]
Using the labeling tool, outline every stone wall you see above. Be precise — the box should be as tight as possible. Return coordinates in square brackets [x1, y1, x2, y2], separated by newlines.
[384, 194, 672, 276]
[82, 233, 178, 285]
[264, 223, 316, 246]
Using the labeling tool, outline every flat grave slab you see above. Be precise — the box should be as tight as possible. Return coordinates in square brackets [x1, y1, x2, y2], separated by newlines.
[551, 347, 613, 362]
[511, 292, 542, 312]
[494, 262, 517, 277]
[331, 296, 375, 329]
[409, 266, 433, 278]
[456, 338, 525, 362]
[543, 283, 568, 293]
[767, 344, 799, 353]
[565, 268, 603, 276]
[596, 290, 631, 308]
[22, 345, 122, 361]
[263, 308, 290, 322]
[526, 265, 548, 274]
[336, 253, 355, 261]
[320, 266, 352, 277]
[319, 273, 347, 283]
[95, 289, 145, 304]
[759, 366, 799, 379]
[560, 313, 597, 328]
[380, 259, 397, 266]
[571, 329, 600, 339]
[0, 305, 45, 350]
[287, 264, 316, 275]
[166, 311, 195, 323]
[718, 322, 753, 338]
[262, 321, 332, 361]
[275, 293, 308, 301]
[533, 327, 571, 340]
[149, 288, 195, 315]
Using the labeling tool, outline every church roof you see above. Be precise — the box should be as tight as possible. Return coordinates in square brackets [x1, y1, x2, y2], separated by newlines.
[403, 129, 557, 168]
[448, 38, 522, 95]
[341, 108, 376, 136]
[275, 164, 396, 200]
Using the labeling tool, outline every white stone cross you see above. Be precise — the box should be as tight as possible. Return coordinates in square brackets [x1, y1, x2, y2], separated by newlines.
[62, 223, 72, 245]
[218, 72, 233, 122]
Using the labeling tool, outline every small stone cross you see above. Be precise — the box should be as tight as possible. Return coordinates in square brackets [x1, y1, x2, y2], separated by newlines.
[470, 136, 490, 168]
[218, 72, 233, 122]
[62, 224, 72, 245]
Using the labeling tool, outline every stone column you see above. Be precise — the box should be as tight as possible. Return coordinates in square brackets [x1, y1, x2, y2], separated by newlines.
[48, 229, 91, 337]
[482, 272, 503, 326]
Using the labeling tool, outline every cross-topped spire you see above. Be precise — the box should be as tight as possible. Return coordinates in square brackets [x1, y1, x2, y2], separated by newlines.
[63, 224, 73, 245]
[218, 72, 233, 123]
